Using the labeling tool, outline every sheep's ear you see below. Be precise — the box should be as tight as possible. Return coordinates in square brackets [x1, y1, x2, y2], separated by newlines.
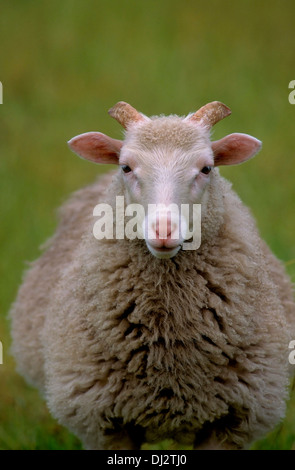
[212, 133, 262, 166]
[68, 132, 123, 164]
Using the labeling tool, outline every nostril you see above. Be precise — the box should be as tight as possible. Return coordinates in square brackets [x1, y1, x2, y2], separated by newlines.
[148, 210, 181, 243]
[170, 221, 178, 236]
[154, 216, 172, 239]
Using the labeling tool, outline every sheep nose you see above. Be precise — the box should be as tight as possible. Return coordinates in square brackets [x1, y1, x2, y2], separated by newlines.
[153, 212, 172, 239]
[151, 211, 180, 242]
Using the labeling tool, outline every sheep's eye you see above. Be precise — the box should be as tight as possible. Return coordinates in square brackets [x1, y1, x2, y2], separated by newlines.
[121, 165, 132, 174]
[201, 165, 212, 175]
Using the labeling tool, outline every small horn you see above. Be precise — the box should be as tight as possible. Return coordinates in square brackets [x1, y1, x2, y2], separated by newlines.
[188, 101, 231, 128]
[108, 101, 146, 129]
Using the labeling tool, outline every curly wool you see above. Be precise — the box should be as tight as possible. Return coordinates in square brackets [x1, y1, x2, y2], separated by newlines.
[10, 169, 295, 450]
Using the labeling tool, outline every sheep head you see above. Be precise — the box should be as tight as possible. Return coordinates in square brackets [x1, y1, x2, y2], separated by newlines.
[68, 102, 261, 259]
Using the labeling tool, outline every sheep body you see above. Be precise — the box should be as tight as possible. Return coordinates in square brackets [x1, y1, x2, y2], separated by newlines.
[10, 106, 295, 450]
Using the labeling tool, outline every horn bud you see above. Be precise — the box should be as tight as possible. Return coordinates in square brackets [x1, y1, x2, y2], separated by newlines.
[189, 101, 231, 128]
[108, 101, 146, 129]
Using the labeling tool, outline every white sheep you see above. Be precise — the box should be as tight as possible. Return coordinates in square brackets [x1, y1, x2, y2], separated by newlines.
[10, 101, 295, 450]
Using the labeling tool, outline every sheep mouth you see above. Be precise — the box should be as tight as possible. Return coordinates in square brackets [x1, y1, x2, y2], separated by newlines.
[146, 242, 181, 259]
[153, 246, 177, 252]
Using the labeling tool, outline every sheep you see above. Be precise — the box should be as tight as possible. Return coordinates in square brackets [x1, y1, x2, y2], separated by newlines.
[10, 101, 295, 450]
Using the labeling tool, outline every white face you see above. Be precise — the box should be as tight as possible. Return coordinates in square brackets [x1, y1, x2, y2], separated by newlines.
[119, 119, 214, 259]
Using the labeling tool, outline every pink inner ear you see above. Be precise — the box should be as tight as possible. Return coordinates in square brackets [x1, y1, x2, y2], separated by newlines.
[68, 132, 123, 165]
[212, 133, 262, 166]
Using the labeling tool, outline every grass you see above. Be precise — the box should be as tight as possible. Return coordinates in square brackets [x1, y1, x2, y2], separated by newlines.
[1, 0, 295, 450]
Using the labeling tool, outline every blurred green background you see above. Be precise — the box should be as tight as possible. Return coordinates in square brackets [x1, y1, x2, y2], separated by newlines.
[1, 0, 295, 450]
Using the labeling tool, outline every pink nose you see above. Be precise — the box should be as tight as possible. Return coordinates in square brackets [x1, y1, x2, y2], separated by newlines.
[154, 212, 172, 240]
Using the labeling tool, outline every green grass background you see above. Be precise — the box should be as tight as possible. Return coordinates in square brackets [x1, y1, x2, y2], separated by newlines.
[1, 0, 295, 450]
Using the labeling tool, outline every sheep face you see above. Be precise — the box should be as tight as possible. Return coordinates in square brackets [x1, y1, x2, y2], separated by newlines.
[68, 101, 262, 259]
[119, 117, 213, 258]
